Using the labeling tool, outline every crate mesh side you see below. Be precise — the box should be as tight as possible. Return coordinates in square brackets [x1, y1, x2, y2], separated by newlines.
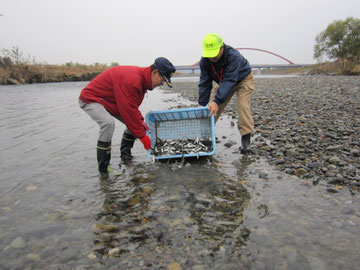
[155, 118, 211, 140]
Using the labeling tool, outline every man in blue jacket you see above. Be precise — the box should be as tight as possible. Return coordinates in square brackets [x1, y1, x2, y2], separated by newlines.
[198, 33, 255, 154]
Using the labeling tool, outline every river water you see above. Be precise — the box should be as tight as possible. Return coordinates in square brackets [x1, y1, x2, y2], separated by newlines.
[0, 80, 359, 270]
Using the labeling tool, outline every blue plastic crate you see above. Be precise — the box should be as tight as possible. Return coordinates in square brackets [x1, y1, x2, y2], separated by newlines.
[145, 107, 216, 159]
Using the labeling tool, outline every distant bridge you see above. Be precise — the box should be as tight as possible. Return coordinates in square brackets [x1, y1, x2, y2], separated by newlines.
[175, 48, 309, 73]
[175, 64, 307, 72]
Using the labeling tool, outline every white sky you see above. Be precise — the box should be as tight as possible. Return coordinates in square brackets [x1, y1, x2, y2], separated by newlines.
[1, 0, 359, 66]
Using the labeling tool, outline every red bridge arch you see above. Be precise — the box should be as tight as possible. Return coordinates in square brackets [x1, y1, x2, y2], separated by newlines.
[192, 47, 294, 66]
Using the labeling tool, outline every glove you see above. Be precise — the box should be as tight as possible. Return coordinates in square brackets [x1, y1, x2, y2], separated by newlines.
[140, 135, 151, 151]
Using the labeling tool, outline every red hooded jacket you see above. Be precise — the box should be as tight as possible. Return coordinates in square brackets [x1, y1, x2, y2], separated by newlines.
[79, 66, 152, 139]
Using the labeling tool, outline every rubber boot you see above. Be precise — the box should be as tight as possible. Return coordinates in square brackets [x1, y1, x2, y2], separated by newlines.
[240, 133, 251, 154]
[97, 141, 123, 176]
[97, 140, 111, 173]
[120, 132, 135, 160]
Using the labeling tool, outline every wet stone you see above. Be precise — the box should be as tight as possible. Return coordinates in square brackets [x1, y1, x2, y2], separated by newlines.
[258, 171, 269, 179]
[26, 253, 41, 262]
[326, 145, 343, 151]
[27, 238, 46, 252]
[58, 249, 79, 263]
[308, 161, 322, 168]
[326, 188, 339, 193]
[9, 236, 26, 249]
[327, 177, 345, 185]
[92, 224, 118, 233]
[349, 216, 360, 225]
[168, 261, 182, 270]
[327, 164, 337, 171]
[224, 141, 236, 148]
[329, 157, 341, 165]
[271, 159, 286, 165]
[350, 149, 360, 157]
[285, 149, 297, 156]
[295, 168, 308, 176]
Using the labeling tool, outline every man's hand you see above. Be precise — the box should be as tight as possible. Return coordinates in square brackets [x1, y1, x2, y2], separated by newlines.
[208, 101, 219, 118]
[140, 135, 151, 150]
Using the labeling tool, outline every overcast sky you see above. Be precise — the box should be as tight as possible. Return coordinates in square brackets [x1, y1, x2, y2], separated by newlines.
[1, 0, 359, 66]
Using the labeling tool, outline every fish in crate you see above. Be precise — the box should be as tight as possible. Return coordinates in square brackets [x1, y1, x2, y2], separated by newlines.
[145, 107, 216, 160]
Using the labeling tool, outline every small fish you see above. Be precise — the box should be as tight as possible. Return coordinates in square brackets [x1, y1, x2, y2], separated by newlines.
[152, 138, 212, 156]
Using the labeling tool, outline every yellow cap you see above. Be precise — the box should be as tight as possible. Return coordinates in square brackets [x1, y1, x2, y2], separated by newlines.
[202, 33, 223, 58]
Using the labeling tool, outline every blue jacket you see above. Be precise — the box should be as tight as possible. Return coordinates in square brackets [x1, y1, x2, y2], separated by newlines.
[198, 44, 251, 106]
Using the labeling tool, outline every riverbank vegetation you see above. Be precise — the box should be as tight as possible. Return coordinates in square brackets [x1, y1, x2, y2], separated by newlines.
[0, 46, 110, 85]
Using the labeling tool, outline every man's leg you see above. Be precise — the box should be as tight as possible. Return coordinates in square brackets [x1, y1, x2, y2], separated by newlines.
[236, 73, 255, 153]
[79, 100, 115, 173]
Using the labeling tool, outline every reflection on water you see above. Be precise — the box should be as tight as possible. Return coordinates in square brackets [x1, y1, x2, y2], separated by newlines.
[0, 82, 359, 270]
[94, 159, 251, 268]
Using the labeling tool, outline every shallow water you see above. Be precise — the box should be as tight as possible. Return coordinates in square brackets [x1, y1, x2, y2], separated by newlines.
[0, 81, 359, 269]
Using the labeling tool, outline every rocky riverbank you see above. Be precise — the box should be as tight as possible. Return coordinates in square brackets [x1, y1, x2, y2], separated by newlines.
[168, 75, 360, 194]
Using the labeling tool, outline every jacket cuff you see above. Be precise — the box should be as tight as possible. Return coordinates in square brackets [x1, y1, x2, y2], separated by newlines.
[213, 98, 222, 105]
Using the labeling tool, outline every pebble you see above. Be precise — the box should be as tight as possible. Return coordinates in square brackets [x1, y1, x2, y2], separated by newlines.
[26, 253, 41, 261]
[295, 168, 308, 176]
[87, 253, 97, 260]
[168, 261, 182, 270]
[327, 177, 345, 185]
[108, 247, 120, 256]
[308, 162, 322, 168]
[326, 188, 339, 193]
[306, 255, 328, 270]
[329, 157, 341, 165]
[92, 224, 118, 232]
[25, 185, 38, 191]
[326, 145, 343, 151]
[346, 217, 360, 227]
[351, 149, 360, 157]
[9, 236, 26, 249]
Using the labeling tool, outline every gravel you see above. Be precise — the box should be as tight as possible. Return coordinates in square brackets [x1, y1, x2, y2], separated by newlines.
[168, 75, 360, 192]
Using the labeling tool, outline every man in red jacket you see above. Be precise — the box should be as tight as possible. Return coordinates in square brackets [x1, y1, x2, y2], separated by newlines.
[79, 57, 176, 173]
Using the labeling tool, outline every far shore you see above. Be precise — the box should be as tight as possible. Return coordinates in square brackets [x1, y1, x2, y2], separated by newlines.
[1, 60, 359, 86]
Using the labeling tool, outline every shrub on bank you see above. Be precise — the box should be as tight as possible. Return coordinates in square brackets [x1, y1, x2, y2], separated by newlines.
[0, 62, 108, 85]
[0, 46, 109, 85]
[308, 59, 360, 75]
[0, 62, 110, 85]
